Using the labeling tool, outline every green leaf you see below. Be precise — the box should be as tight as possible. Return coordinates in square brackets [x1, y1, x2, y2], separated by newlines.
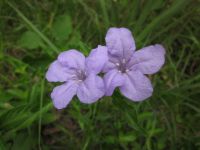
[52, 14, 72, 41]
[119, 133, 136, 143]
[18, 31, 44, 49]
[104, 135, 117, 143]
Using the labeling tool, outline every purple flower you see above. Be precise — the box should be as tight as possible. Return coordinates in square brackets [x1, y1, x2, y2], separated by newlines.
[103, 27, 165, 101]
[46, 46, 108, 109]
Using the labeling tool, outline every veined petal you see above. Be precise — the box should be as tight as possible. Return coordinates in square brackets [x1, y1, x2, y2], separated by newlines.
[131, 44, 165, 74]
[120, 70, 153, 101]
[104, 69, 125, 96]
[51, 81, 78, 109]
[58, 49, 85, 70]
[86, 45, 108, 74]
[105, 27, 136, 60]
[77, 74, 104, 104]
[46, 60, 74, 82]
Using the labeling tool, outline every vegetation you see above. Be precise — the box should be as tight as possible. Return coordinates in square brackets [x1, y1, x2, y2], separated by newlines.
[0, 0, 200, 149]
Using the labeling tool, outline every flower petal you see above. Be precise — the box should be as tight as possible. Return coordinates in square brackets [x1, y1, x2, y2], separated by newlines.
[104, 69, 125, 96]
[119, 70, 153, 101]
[51, 81, 78, 109]
[58, 49, 85, 70]
[46, 60, 75, 82]
[130, 44, 165, 74]
[105, 27, 136, 60]
[77, 73, 105, 104]
[85, 45, 108, 74]
[102, 61, 116, 73]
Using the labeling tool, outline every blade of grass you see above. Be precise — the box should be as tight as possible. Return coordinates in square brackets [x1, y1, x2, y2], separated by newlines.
[99, 0, 109, 28]
[137, 0, 189, 42]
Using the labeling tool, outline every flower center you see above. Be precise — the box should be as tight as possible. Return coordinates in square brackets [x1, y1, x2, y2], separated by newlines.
[76, 70, 86, 81]
[115, 59, 130, 73]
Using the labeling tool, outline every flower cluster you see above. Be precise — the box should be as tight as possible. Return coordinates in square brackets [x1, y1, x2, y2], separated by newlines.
[46, 27, 165, 109]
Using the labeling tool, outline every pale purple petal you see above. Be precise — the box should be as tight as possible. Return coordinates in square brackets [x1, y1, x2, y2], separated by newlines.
[104, 69, 125, 96]
[46, 60, 75, 82]
[102, 61, 116, 73]
[85, 45, 108, 74]
[51, 81, 78, 109]
[58, 49, 85, 70]
[130, 44, 165, 74]
[77, 73, 104, 104]
[105, 27, 136, 60]
[119, 70, 153, 101]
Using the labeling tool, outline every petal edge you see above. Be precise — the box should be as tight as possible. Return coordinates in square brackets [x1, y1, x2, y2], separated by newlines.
[51, 81, 78, 109]
[104, 69, 125, 96]
[105, 27, 136, 60]
[86, 45, 108, 74]
[77, 74, 105, 104]
[131, 44, 165, 74]
[120, 71, 153, 101]
[46, 60, 72, 82]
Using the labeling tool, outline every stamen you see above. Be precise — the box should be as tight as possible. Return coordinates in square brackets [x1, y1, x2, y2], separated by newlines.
[116, 59, 130, 73]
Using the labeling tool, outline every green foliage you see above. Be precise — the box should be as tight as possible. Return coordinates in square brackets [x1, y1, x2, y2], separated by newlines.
[0, 0, 200, 149]
[18, 31, 44, 49]
[51, 14, 72, 41]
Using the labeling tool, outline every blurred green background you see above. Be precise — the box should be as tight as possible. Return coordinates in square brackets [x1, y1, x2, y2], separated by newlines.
[1, 0, 200, 149]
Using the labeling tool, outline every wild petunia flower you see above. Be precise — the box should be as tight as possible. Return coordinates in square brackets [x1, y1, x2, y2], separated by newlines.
[103, 27, 165, 101]
[46, 46, 107, 109]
